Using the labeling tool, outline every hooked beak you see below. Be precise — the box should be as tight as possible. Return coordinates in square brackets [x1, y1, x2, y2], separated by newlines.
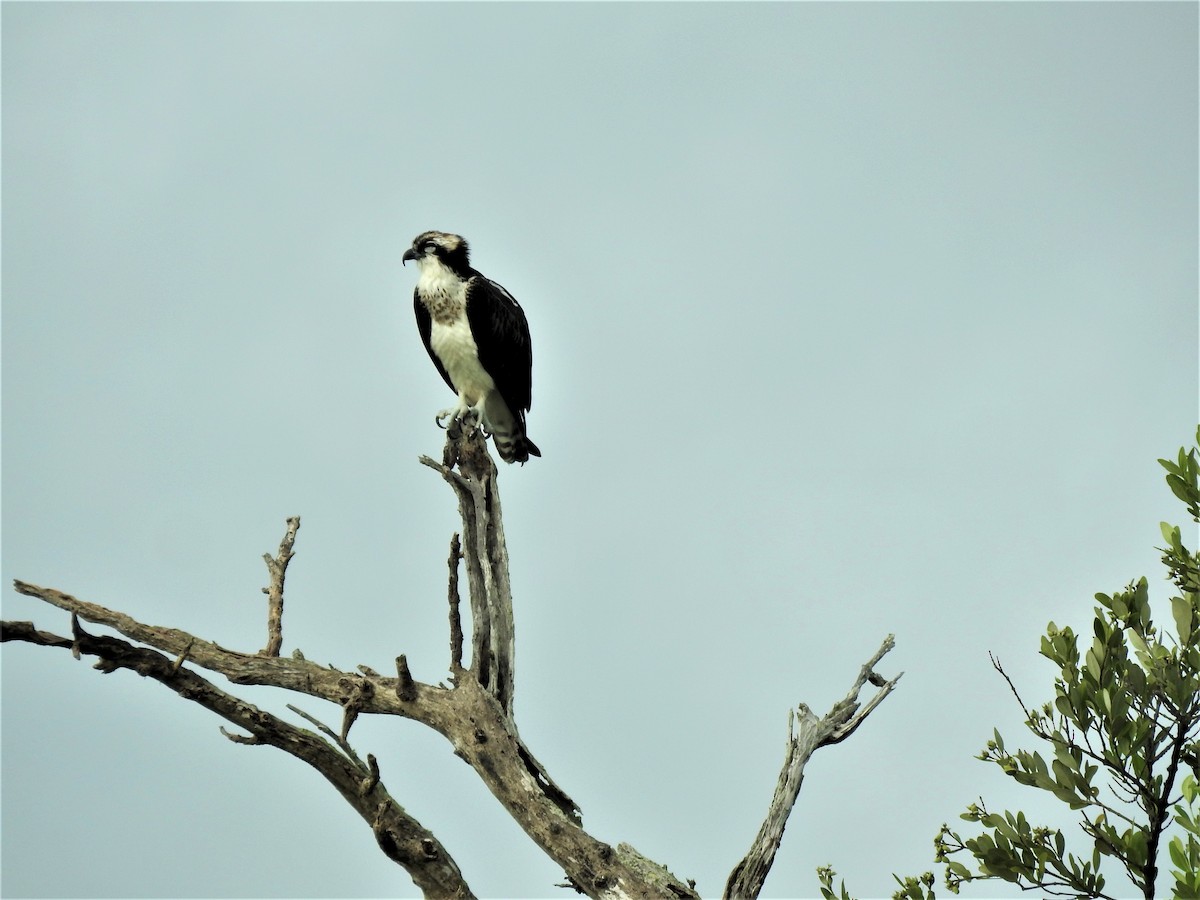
[401, 247, 418, 266]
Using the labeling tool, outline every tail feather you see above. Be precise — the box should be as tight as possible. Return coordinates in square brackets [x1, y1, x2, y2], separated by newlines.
[481, 393, 539, 465]
[493, 429, 540, 465]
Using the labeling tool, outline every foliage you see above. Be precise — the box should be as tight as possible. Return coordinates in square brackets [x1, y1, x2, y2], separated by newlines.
[820, 429, 1200, 900]
[817, 866, 934, 900]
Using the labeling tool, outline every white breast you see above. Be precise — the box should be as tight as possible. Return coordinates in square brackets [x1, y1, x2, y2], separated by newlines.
[416, 259, 497, 405]
[430, 317, 496, 405]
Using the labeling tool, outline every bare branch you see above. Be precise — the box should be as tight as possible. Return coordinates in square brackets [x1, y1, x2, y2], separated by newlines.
[420, 429, 699, 897]
[7, 426, 723, 899]
[2, 618, 476, 898]
[421, 428, 515, 713]
[1, 620, 73, 649]
[824, 633, 903, 746]
[724, 634, 902, 900]
[261, 515, 300, 657]
[7, 577, 693, 898]
[12, 579, 438, 715]
[287, 703, 367, 769]
[448, 533, 464, 672]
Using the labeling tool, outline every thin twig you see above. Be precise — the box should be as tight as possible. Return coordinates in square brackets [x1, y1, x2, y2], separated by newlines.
[171, 638, 195, 675]
[287, 703, 366, 769]
[990, 651, 1034, 720]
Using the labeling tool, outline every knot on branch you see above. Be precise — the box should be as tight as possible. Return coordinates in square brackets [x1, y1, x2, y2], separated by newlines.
[339, 675, 375, 740]
[395, 655, 417, 701]
[371, 802, 404, 864]
[359, 753, 380, 796]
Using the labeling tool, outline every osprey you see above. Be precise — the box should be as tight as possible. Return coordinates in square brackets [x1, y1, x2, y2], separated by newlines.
[403, 231, 541, 464]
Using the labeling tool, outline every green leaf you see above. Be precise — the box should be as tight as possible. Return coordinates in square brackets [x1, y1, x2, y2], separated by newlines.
[1168, 473, 1195, 504]
[1163, 521, 1179, 542]
[1127, 627, 1150, 656]
[1170, 836, 1189, 872]
[1173, 595, 1194, 645]
[1127, 829, 1150, 867]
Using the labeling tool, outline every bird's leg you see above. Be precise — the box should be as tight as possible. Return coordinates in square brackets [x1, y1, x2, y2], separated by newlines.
[472, 410, 492, 438]
[435, 394, 473, 430]
[459, 404, 493, 437]
[435, 394, 491, 437]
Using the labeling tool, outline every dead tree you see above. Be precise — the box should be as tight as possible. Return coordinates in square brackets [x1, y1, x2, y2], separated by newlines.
[2, 425, 902, 899]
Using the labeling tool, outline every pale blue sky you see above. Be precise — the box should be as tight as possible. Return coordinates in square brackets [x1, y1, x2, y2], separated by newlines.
[3, 3, 1197, 898]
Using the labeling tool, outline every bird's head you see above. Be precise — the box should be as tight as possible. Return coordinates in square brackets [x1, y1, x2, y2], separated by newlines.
[402, 231, 471, 276]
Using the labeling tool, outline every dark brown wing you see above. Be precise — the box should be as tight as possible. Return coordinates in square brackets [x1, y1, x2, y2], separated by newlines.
[464, 274, 533, 415]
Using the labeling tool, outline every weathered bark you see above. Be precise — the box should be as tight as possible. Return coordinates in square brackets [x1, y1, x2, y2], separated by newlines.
[0, 618, 473, 899]
[446, 532, 464, 671]
[723, 636, 902, 899]
[423, 419, 516, 714]
[4, 428, 701, 898]
[5, 425, 900, 899]
[260, 514, 300, 657]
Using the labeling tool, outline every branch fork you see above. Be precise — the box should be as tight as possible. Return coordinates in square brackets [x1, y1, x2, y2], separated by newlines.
[724, 635, 903, 899]
[420, 427, 515, 715]
[5, 426, 901, 900]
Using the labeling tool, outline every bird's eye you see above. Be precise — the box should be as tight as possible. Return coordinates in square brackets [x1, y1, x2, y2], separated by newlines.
[422, 243, 437, 254]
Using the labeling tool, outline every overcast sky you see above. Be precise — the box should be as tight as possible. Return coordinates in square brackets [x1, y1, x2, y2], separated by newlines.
[2, 3, 1197, 898]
